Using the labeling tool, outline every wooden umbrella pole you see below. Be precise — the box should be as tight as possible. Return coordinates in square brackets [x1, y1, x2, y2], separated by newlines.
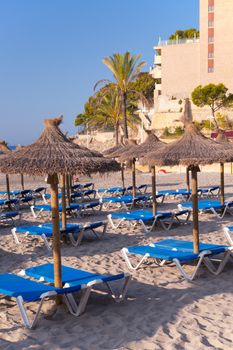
[132, 158, 137, 198]
[151, 166, 157, 216]
[220, 162, 225, 205]
[121, 163, 125, 188]
[6, 174, 10, 200]
[61, 174, 67, 229]
[20, 174, 24, 190]
[49, 174, 62, 289]
[191, 166, 199, 253]
[186, 167, 190, 192]
[66, 175, 71, 206]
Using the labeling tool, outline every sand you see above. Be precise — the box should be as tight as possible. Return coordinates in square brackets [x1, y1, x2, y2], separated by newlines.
[0, 170, 233, 350]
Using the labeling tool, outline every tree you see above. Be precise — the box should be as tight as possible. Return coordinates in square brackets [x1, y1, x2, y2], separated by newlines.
[169, 28, 199, 41]
[96, 52, 146, 140]
[128, 72, 156, 104]
[191, 83, 233, 129]
[75, 87, 140, 145]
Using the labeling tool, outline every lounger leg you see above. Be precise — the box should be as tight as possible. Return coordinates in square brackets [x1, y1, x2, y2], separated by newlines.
[104, 275, 132, 302]
[138, 219, 151, 234]
[90, 222, 108, 239]
[41, 234, 52, 251]
[30, 205, 37, 218]
[11, 228, 20, 244]
[159, 218, 174, 231]
[224, 228, 233, 245]
[173, 254, 206, 281]
[203, 251, 233, 275]
[107, 215, 125, 230]
[63, 287, 92, 316]
[210, 206, 227, 219]
[121, 248, 150, 270]
[68, 230, 85, 247]
[16, 296, 46, 329]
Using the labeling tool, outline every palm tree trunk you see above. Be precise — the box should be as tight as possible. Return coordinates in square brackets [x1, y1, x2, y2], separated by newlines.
[122, 91, 128, 140]
[115, 121, 119, 145]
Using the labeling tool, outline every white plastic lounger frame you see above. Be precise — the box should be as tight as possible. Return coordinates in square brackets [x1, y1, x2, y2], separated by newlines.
[223, 227, 233, 246]
[63, 274, 132, 317]
[178, 203, 232, 220]
[107, 211, 190, 234]
[121, 247, 233, 281]
[67, 222, 108, 247]
[12, 222, 108, 251]
[16, 291, 57, 329]
[11, 227, 52, 251]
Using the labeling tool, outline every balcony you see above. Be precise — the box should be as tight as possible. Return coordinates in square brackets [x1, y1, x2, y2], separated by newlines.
[151, 66, 161, 79]
[155, 38, 199, 47]
[154, 55, 162, 65]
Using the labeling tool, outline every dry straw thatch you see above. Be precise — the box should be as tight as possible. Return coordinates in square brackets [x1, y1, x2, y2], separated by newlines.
[141, 123, 232, 167]
[103, 143, 125, 157]
[119, 131, 165, 162]
[0, 116, 120, 176]
[0, 140, 11, 154]
[108, 139, 138, 158]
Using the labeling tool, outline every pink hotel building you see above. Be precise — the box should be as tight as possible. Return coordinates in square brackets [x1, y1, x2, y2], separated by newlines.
[151, 0, 233, 98]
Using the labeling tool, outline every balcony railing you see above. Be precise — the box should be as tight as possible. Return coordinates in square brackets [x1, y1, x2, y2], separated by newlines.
[156, 38, 200, 47]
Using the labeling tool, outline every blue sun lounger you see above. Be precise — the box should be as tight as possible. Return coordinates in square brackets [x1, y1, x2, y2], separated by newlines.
[100, 194, 148, 210]
[12, 221, 107, 250]
[157, 189, 191, 201]
[0, 198, 19, 210]
[178, 199, 233, 219]
[30, 201, 102, 218]
[121, 238, 233, 281]
[107, 209, 191, 233]
[72, 182, 94, 191]
[0, 263, 131, 328]
[43, 190, 96, 203]
[198, 186, 220, 198]
[96, 186, 126, 198]
[0, 264, 131, 329]
[0, 211, 21, 225]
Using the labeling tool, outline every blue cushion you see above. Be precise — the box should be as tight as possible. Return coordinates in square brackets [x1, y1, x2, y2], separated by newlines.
[127, 246, 199, 262]
[0, 274, 56, 302]
[23, 263, 125, 287]
[153, 239, 228, 254]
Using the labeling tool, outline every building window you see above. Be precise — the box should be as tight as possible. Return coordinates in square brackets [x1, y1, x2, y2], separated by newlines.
[208, 36, 214, 43]
[208, 67, 214, 73]
[208, 5, 214, 12]
[208, 52, 214, 58]
[208, 20, 214, 27]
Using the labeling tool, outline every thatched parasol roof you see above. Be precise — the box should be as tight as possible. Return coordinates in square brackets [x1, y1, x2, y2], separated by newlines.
[0, 140, 11, 154]
[141, 122, 231, 167]
[119, 131, 165, 161]
[0, 117, 120, 176]
[108, 139, 138, 158]
[103, 143, 125, 157]
[69, 136, 103, 157]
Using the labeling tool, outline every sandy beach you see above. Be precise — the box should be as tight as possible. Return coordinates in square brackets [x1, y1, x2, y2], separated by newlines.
[1, 170, 233, 350]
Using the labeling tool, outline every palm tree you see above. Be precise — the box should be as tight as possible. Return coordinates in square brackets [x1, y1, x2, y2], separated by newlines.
[93, 90, 139, 145]
[95, 52, 146, 140]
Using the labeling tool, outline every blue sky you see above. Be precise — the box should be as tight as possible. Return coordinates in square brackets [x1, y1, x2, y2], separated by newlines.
[0, 0, 199, 145]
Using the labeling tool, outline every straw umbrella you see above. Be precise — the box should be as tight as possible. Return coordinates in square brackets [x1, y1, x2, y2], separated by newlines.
[105, 139, 137, 189]
[119, 130, 165, 211]
[104, 144, 126, 187]
[0, 116, 120, 289]
[141, 122, 230, 253]
[0, 140, 11, 199]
